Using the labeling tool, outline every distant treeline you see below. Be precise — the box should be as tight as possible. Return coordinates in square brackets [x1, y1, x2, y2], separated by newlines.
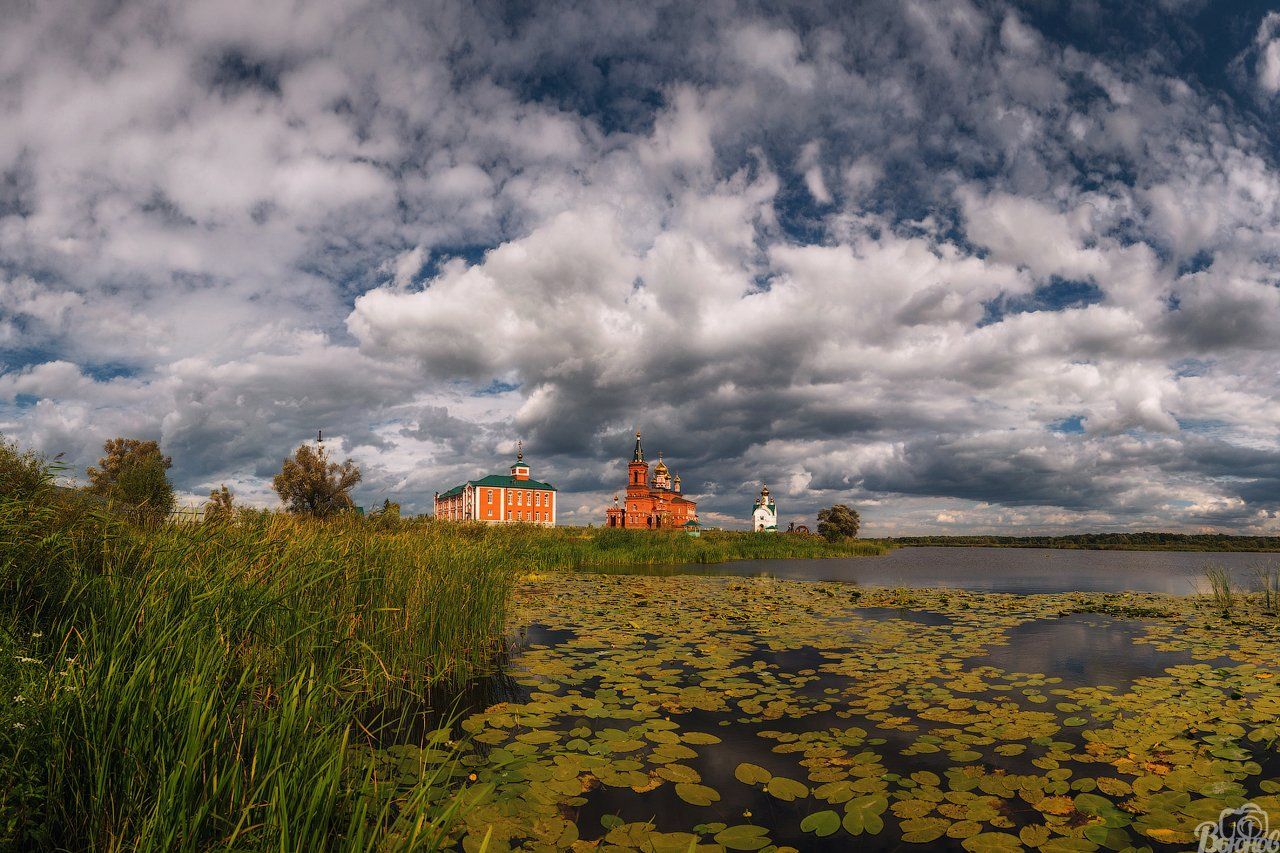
[890, 532, 1280, 552]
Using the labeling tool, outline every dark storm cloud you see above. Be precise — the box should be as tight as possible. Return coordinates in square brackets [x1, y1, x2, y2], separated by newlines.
[3, 0, 1280, 530]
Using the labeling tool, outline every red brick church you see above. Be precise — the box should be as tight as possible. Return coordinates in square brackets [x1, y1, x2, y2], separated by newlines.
[605, 431, 698, 529]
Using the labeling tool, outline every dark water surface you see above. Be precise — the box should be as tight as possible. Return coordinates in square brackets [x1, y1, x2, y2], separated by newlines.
[429, 564, 1278, 849]
[568, 611, 1211, 851]
[583, 545, 1278, 593]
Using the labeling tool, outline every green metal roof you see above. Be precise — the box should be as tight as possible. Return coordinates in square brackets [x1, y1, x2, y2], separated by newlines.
[437, 474, 557, 500]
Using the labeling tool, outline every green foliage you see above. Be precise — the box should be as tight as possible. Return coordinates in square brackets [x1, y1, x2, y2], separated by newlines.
[202, 484, 234, 523]
[373, 498, 402, 528]
[816, 504, 861, 541]
[0, 436, 52, 500]
[85, 437, 175, 520]
[273, 442, 362, 517]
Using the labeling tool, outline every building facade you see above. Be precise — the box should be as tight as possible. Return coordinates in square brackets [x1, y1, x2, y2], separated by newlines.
[604, 431, 698, 529]
[752, 483, 777, 532]
[434, 443, 557, 525]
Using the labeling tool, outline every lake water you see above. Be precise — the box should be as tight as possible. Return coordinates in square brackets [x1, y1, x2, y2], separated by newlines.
[432, 573, 1279, 851]
[581, 545, 1278, 593]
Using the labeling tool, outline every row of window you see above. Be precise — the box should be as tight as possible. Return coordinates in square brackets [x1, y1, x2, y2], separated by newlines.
[505, 510, 548, 522]
[484, 488, 552, 507]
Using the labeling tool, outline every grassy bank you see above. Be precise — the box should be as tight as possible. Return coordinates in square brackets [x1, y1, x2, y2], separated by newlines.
[0, 448, 882, 850]
[1, 501, 510, 850]
[461, 522, 889, 570]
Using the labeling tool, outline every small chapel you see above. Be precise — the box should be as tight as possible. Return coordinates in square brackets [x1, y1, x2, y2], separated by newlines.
[752, 483, 778, 532]
[604, 431, 698, 529]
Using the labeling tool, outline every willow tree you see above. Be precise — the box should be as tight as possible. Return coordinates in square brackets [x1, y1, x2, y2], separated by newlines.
[817, 504, 861, 541]
[272, 443, 361, 517]
[203, 485, 235, 523]
[86, 437, 175, 520]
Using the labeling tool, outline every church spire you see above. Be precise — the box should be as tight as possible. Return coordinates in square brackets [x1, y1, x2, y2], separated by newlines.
[633, 430, 644, 463]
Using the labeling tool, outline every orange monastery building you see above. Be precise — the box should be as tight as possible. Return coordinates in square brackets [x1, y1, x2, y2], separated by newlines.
[434, 443, 557, 525]
[605, 431, 698, 529]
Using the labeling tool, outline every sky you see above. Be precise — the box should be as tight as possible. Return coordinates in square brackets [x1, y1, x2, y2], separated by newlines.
[3, 0, 1280, 534]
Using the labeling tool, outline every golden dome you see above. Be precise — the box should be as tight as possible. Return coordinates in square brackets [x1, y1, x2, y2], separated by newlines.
[654, 453, 669, 474]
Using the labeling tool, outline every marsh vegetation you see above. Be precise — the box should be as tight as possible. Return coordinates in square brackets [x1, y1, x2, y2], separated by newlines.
[0, 438, 877, 850]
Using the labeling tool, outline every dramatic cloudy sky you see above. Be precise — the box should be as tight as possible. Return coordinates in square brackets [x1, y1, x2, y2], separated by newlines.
[4, 0, 1280, 533]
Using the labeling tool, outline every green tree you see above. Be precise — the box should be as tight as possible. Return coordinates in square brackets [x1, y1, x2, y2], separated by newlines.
[272, 443, 361, 517]
[817, 504, 861, 541]
[372, 498, 401, 528]
[203, 485, 235, 524]
[0, 436, 52, 500]
[86, 438, 175, 520]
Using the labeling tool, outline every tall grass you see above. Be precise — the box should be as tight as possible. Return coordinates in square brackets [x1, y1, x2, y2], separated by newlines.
[1252, 564, 1280, 614]
[1, 469, 511, 850]
[1203, 564, 1235, 613]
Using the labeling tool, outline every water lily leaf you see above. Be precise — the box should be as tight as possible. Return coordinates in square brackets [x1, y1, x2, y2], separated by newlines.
[946, 820, 983, 839]
[891, 799, 935, 819]
[734, 763, 772, 785]
[765, 776, 809, 801]
[799, 810, 841, 837]
[962, 832, 1022, 852]
[1037, 795, 1075, 816]
[1019, 824, 1051, 847]
[674, 782, 720, 806]
[656, 764, 701, 783]
[713, 825, 771, 851]
[900, 817, 949, 843]
[1072, 793, 1112, 815]
[514, 730, 559, 744]
[1040, 838, 1099, 852]
[842, 795, 888, 836]
[813, 780, 855, 804]
[681, 731, 722, 745]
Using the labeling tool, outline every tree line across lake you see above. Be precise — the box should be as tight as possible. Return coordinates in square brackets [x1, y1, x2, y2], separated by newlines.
[891, 532, 1280, 552]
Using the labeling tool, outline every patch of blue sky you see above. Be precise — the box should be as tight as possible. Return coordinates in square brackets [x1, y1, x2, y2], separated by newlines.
[1177, 250, 1214, 276]
[980, 277, 1104, 327]
[422, 245, 490, 280]
[1173, 359, 1211, 377]
[474, 379, 520, 396]
[1048, 415, 1085, 434]
[81, 362, 139, 382]
[0, 344, 62, 373]
[1175, 417, 1228, 433]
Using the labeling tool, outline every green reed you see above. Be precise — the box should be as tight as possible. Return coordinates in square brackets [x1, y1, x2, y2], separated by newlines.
[1202, 564, 1235, 613]
[1, 481, 509, 849]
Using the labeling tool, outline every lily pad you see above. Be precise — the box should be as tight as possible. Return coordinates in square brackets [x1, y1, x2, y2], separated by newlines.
[674, 782, 721, 806]
[799, 810, 841, 837]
